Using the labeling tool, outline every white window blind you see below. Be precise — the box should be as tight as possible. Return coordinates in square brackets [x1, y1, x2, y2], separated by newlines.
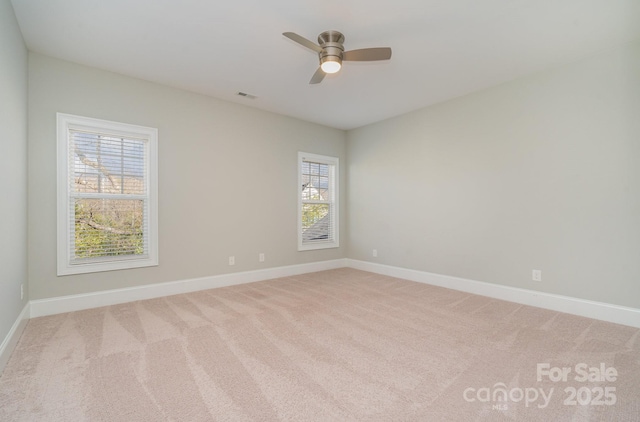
[57, 114, 158, 275]
[298, 152, 339, 250]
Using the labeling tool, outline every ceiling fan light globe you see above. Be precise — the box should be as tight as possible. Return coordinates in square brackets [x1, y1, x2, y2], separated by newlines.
[320, 58, 341, 74]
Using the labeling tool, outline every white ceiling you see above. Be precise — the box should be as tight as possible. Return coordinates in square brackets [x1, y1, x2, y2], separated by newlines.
[10, 0, 640, 130]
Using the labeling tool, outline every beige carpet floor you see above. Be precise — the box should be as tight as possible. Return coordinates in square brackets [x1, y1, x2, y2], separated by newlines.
[1, 268, 639, 421]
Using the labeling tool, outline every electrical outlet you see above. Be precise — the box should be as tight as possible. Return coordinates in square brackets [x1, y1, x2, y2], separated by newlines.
[259, 253, 265, 262]
[229, 256, 235, 266]
[532, 270, 542, 282]
[21, 284, 24, 300]
[372, 249, 378, 257]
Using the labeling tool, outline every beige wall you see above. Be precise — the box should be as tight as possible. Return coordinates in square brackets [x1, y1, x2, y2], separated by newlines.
[347, 41, 640, 308]
[28, 53, 347, 300]
[0, 0, 28, 339]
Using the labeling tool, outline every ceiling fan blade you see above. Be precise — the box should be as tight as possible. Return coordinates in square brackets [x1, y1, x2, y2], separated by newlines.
[309, 67, 325, 84]
[283, 32, 323, 53]
[343, 47, 392, 61]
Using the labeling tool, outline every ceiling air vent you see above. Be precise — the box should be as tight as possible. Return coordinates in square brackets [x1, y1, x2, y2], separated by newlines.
[236, 92, 257, 100]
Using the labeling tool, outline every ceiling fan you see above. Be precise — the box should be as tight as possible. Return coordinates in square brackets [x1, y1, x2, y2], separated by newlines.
[283, 30, 392, 84]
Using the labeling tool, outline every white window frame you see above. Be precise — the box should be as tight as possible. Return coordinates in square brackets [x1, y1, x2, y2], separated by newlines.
[298, 152, 339, 251]
[56, 113, 158, 275]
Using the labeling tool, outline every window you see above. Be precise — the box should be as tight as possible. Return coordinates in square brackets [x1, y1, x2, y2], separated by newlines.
[298, 152, 339, 250]
[57, 113, 158, 275]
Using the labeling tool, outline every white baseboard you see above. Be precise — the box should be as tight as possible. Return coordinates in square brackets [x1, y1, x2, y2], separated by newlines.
[30, 259, 347, 318]
[24, 257, 640, 327]
[0, 302, 30, 373]
[346, 259, 640, 328]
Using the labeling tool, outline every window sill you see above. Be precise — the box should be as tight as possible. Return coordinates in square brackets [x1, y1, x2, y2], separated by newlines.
[298, 241, 339, 251]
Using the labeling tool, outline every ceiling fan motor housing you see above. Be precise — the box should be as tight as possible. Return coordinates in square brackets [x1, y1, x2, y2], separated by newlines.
[318, 30, 345, 66]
